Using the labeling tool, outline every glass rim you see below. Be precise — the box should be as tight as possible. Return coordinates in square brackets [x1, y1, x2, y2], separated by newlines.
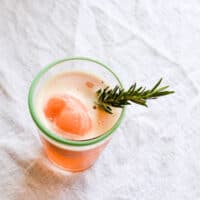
[28, 57, 125, 146]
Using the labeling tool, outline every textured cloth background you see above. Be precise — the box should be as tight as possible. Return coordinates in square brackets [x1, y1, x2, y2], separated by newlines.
[0, 0, 200, 199]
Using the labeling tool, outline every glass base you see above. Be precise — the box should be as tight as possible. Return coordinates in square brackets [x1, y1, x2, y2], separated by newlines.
[41, 136, 109, 173]
[47, 155, 95, 172]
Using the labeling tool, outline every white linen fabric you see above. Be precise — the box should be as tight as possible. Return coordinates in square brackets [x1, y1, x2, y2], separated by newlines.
[0, 0, 200, 199]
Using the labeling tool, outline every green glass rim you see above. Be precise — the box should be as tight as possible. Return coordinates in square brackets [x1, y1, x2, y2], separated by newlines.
[28, 57, 125, 146]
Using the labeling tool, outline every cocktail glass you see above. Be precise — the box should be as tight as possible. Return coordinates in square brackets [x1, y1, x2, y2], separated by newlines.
[28, 57, 125, 172]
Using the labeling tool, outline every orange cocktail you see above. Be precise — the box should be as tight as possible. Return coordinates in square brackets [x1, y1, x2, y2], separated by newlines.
[28, 58, 124, 172]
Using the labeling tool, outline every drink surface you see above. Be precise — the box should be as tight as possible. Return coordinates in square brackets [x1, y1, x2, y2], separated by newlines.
[36, 71, 121, 140]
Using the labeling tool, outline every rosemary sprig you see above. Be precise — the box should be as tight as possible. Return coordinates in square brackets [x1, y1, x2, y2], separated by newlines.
[96, 78, 174, 114]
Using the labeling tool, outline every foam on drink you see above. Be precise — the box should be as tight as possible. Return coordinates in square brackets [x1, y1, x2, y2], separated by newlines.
[35, 71, 121, 140]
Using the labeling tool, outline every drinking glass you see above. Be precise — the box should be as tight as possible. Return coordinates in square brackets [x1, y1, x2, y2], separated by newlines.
[28, 57, 125, 172]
